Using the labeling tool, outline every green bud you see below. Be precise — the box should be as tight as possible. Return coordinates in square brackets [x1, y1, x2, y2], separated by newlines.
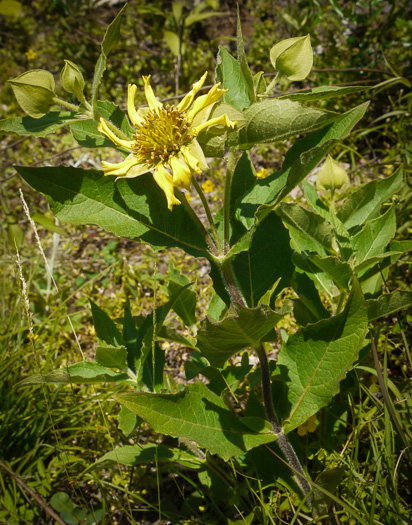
[60, 60, 85, 98]
[9, 69, 55, 118]
[317, 155, 349, 191]
[270, 35, 313, 81]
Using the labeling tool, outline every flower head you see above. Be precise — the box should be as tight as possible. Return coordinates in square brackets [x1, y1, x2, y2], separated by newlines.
[297, 414, 318, 436]
[98, 73, 236, 210]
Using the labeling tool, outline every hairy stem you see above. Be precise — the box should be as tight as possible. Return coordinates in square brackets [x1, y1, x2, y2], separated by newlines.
[192, 177, 223, 255]
[223, 149, 238, 254]
[255, 344, 312, 505]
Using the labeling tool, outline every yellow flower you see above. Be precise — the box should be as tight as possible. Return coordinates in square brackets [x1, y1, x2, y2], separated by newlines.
[297, 414, 318, 436]
[256, 168, 268, 179]
[98, 73, 236, 210]
[201, 180, 215, 193]
[25, 49, 38, 60]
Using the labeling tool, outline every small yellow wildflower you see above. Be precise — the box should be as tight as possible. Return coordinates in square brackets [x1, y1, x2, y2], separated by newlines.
[98, 73, 236, 210]
[185, 193, 192, 204]
[25, 49, 38, 60]
[256, 168, 268, 179]
[201, 180, 215, 193]
[297, 414, 318, 436]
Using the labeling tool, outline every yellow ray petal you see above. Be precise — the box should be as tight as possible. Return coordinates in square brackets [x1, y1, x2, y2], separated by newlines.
[187, 83, 226, 120]
[185, 139, 208, 171]
[142, 75, 163, 112]
[180, 146, 202, 174]
[127, 84, 143, 126]
[98, 118, 134, 149]
[153, 164, 180, 211]
[191, 113, 236, 135]
[177, 72, 208, 112]
[170, 154, 192, 191]
[101, 156, 140, 177]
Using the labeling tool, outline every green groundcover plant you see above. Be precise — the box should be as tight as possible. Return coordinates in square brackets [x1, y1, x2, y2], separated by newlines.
[2, 5, 411, 522]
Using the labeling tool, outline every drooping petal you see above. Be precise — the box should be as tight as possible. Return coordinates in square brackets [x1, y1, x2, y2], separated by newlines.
[101, 156, 140, 177]
[180, 145, 202, 174]
[187, 83, 226, 120]
[191, 113, 236, 135]
[185, 139, 208, 171]
[177, 72, 208, 112]
[98, 118, 134, 150]
[152, 164, 180, 211]
[142, 75, 163, 112]
[170, 154, 192, 190]
[127, 84, 143, 126]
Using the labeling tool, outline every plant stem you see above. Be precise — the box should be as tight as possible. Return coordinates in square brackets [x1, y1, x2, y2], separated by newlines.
[217, 253, 313, 504]
[255, 344, 312, 505]
[175, 189, 219, 257]
[223, 149, 238, 254]
[52, 96, 81, 113]
[191, 177, 223, 255]
[264, 72, 280, 96]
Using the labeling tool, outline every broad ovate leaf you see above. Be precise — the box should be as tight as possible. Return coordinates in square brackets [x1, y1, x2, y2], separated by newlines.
[9, 70, 56, 118]
[270, 35, 313, 81]
[114, 382, 277, 461]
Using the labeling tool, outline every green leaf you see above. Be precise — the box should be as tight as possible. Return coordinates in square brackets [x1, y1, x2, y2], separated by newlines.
[278, 278, 367, 433]
[197, 304, 282, 368]
[9, 70, 55, 118]
[71, 100, 134, 148]
[197, 102, 246, 157]
[228, 98, 337, 150]
[291, 272, 330, 326]
[17, 361, 128, 386]
[302, 181, 330, 220]
[117, 406, 139, 437]
[101, 3, 127, 56]
[31, 213, 66, 235]
[337, 167, 403, 232]
[366, 291, 412, 321]
[232, 212, 294, 307]
[351, 205, 396, 264]
[277, 203, 335, 257]
[167, 261, 197, 326]
[95, 345, 127, 370]
[90, 300, 123, 347]
[293, 253, 353, 292]
[0, 111, 78, 137]
[270, 35, 313, 81]
[237, 102, 369, 228]
[230, 152, 257, 243]
[163, 30, 180, 56]
[279, 85, 368, 102]
[92, 443, 203, 470]
[215, 47, 253, 111]
[15, 166, 209, 258]
[236, 10, 255, 105]
[114, 382, 277, 461]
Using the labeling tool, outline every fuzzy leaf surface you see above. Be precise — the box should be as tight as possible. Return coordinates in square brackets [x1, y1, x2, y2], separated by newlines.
[366, 291, 412, 321]
[15, 166, 209, 258]
[278, 278, 367, 433]
[0, 111, 78, 137]
[18, 362, 128, 386]
[237, 103, 369, 228]
[228, 98, 337, 149]
[337, 168, 403, 232]
[93, 443, 203, 470]
[114, 382, 277, 461]
[197, 304, 283, 368]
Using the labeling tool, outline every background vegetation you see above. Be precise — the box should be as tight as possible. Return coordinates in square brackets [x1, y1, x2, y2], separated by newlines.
[0, 0, 411, 523]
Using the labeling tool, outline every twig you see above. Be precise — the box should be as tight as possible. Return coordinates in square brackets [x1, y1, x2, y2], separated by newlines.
[0, 459, 66, 525]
